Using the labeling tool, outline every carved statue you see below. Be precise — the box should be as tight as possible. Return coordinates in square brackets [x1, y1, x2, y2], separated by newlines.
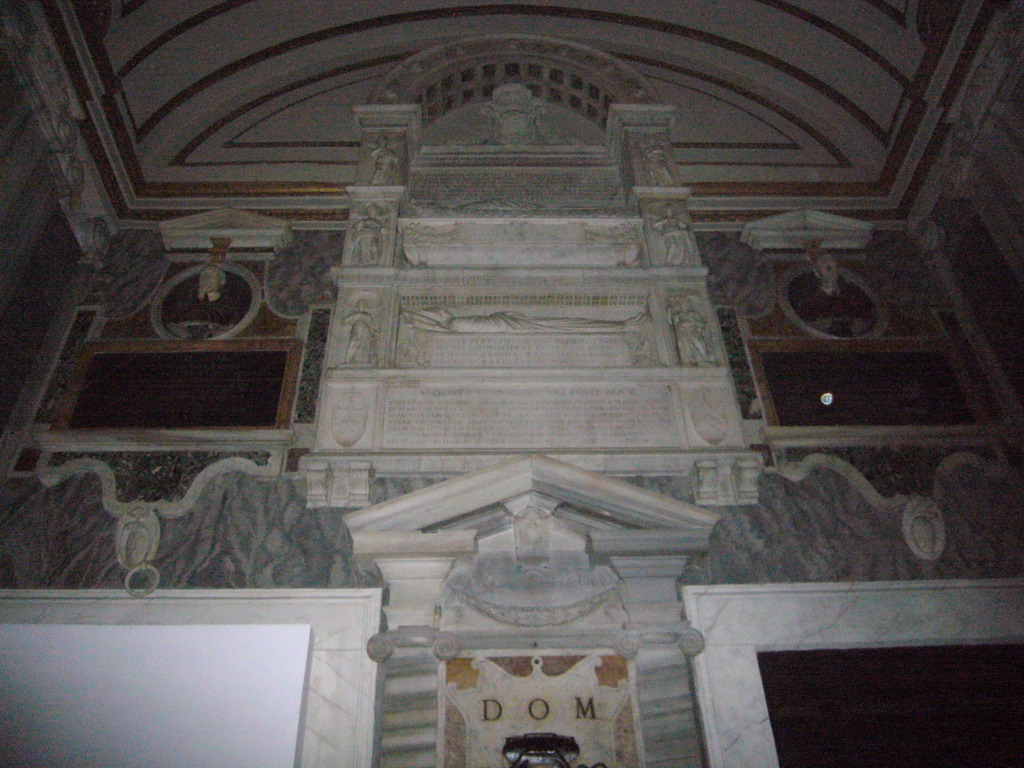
[651, 201, 699, 266]
[481, 83, 546, 145]
[806, 241, 840, 295]
[369, 134, 400, 184]
[197, 262, 226, 301]
[340, 301, 378, 365]
[402, 306, 646, 333]
[639, 139, 676, 186]
[349, 205, 384, 265]
[671, 298, 714, 366]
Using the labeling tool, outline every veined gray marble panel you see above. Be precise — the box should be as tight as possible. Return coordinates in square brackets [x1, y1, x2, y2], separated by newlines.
[267, 231, 341, 317]
[85, 229, 167, 318]
[0, 475, 119, 588]
[0, 472, 368, 590]
[696, 233, 774, 317]
[691, 458, 1024, 585]
[156, 471, 369, 589]
[864, 230, 944, 315]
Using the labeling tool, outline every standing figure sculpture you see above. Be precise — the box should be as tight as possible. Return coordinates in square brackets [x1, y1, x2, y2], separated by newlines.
[369, 134, 400, 184]
[349, 205, 385, 266]
[651, 202, 699, 266]
[639, 139, 677, 186]
[672, 298, 714, 366]
[340, 301, 378, 366]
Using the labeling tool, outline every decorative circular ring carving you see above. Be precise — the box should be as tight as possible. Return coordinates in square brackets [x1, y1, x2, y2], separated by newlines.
[151, 262, 260, 341]
[779, 264, 887, 339]
[124, 564, 160, 598]
[678, 626, 706, 656]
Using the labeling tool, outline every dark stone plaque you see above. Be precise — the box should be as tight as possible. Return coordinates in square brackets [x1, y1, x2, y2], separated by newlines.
[759, 349, 975, 427]
[758, 644, 1024, 768]
[53, 340, 300, 430]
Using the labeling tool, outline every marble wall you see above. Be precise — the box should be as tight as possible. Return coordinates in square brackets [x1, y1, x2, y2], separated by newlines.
[0, 472, 369, 590]
[693, 455, 1024, 585]
[266, 230, 342, 317]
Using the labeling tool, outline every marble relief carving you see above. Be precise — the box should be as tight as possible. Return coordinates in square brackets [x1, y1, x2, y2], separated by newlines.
[327, 385, 377, 448]
[346, 204, 386, 266]
[336, 294, 382, 367]
[637, 137, 677, 186]
[669, 295, 716, 366]
[648, 200, 699, 266]
[482, 83, 548, 144]
[368, 132, 402, 184]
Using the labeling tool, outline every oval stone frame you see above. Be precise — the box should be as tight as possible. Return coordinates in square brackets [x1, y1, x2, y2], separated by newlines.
[151, 262, 261, 341]
[779, 264, 888, 340]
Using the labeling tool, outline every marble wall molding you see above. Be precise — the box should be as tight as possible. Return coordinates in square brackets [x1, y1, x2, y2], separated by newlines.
[683, 579, 1024, 768]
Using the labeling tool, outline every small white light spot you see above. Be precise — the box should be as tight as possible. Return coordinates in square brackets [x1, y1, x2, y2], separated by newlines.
[820, 392, 834, 406]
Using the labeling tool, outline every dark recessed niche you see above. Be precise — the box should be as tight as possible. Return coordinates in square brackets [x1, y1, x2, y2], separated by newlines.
[760, 349, 974, 426]
[758, 644, 1024, 768]
[54, 341, 300, 430]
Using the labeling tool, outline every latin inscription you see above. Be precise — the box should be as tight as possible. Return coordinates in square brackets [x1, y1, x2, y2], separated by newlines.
[480, 697, 597, 722]
[443, 655, 640, 768]
[381, 383, 681, 449]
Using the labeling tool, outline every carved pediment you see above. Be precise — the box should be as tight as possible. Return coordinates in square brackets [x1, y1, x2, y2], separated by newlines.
[740, 209, 873, 250]
[350, 455, 718, 631]
[158, 208, 292, 251]
[349, 454, 716, 532]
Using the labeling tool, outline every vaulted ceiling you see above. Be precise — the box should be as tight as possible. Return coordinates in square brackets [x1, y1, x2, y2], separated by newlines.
[42, 0, 1003, 222]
